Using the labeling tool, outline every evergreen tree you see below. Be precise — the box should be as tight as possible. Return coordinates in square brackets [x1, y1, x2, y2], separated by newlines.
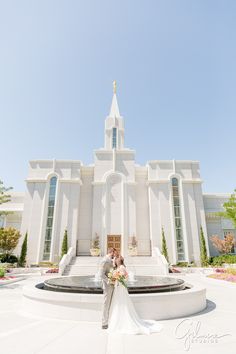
[200, 226, 208, 266]
[161, 227, 169, 263]
[18, 232, 28, 267]
[61, 229, 68, 258]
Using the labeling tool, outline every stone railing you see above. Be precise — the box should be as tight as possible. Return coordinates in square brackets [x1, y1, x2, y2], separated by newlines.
[59, 247, 74, 275]
[153, 247, 169, 275]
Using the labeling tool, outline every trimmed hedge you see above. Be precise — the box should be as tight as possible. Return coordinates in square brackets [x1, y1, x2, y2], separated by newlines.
[209, 254, 236, 266]
[173, 262, 196, 267]
[0, 254, 18, 264]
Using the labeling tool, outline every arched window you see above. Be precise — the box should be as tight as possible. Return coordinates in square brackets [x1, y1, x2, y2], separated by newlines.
[43, 176, 57, 261]
[112, 127, 117, 149]
[171, 178, 185, 261]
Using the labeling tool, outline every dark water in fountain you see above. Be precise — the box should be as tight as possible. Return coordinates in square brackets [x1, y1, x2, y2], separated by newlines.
[38, 275, 186, 294]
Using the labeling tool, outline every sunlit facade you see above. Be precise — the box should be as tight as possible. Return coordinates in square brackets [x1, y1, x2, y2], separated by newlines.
[0, 87, 235, 266]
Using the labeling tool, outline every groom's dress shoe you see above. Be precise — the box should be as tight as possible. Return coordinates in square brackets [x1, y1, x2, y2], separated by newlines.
[102, 325, 108, 329]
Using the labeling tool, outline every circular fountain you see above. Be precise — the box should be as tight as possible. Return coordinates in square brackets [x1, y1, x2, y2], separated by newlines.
[42, 275, 185, 293]
[21, 274, 207, 322]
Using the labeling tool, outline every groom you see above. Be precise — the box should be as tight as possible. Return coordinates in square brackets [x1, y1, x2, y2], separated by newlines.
[100, 247, 116, 329]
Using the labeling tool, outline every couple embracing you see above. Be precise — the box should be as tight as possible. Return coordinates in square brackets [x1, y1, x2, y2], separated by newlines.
[100, 247, 163, 335]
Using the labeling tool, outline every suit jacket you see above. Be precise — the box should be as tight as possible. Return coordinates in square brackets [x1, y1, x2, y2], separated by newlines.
[100, 255, 114, 289]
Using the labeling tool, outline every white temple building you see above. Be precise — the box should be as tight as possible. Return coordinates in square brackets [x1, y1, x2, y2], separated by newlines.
[0, 83, 235, 271]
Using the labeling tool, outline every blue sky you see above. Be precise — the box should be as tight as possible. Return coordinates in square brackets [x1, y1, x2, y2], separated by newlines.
[0, 0, 236, 192]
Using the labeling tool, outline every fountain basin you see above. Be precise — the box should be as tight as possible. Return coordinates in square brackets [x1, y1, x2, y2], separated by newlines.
[21, 275, 207, 322]
[43, 275, 185, 293]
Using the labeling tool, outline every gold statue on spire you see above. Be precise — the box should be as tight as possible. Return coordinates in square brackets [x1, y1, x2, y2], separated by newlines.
[113, 80, 117, 94]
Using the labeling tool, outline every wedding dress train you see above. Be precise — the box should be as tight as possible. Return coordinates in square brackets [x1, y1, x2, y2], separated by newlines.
[108, 267, 163, 335]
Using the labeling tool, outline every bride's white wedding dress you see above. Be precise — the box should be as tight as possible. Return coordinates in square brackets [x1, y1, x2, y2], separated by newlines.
[108, 266, 163, 335]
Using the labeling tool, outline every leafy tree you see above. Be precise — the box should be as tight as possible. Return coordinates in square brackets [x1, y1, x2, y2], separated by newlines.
[161, 227, 169, 263]
[216, 189, 236, 228]
[0, 180, 12, 216]
[18, 232, 28, 267]
[210, 233, 235, 254]
[0, 227, 20, 255]
[200, 226, 209, 266]
[61, 229, 68, 258]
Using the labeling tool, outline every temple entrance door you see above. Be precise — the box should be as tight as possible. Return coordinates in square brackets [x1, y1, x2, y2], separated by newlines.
[107, 235, 121, 254]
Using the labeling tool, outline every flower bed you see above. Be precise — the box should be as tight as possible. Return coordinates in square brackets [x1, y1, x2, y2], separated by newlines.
[208, 273, 236, 283]
[46, 268, 59, 274]
[207, 267, 236, 283]
[169, 267, 181, 273]
[0, 275, 16, 281]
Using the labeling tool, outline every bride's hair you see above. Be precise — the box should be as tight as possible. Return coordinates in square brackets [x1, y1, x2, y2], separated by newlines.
[115, 256, 125, 267]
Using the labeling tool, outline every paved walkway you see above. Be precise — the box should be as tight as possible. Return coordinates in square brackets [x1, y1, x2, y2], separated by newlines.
[0, 273, 235, 354]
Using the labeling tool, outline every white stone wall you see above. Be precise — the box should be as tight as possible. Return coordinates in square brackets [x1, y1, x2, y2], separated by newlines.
[135, 168, 150, 255]
[0, 192, 24, 239]
[2, 160, 234, 265]
[20, 160, 82, 263]
[146, 160, 207, 265]
[77, 168, 94, 255]
[203, 194, 234, 257]
[21, 182, 46, 264]
[91, 183, 104, 253]
[106, 173, 123, 235]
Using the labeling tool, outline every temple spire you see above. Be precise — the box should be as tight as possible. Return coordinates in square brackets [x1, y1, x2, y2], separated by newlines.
[109, 80, 120, 117]
[113, 80, 117, 94]
[105, 81, 124, 149]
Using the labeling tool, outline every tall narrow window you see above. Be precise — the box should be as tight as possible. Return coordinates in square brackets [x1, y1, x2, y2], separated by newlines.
[43, 176, 57, 261]
[112, 127, 117, 149]
[171, 178, 185, 261]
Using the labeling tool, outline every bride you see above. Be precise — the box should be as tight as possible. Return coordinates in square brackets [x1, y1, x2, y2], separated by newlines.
[108, 256, 163, 335]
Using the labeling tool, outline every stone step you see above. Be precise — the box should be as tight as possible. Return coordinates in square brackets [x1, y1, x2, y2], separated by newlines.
[63, 255, 168, 276]
[71, 256, 158, 265]
[64, 266, 97, 276]
[71, 257, 102, 265]
[64, 264, 164, 276]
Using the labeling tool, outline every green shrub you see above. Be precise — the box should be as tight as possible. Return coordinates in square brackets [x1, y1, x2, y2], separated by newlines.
[0, 266, 5, 277]
[161, 227, 169, 263]
[209, 254, 236, 266]
[175, 262, 188, 267]
[173, 261, 200, 267]
[18, 232, 27, 267]
[61, 230, 68, 259]
[200, 226, 209, 266]
[0, 253, 18, 264]
[39, 261, 54, 267]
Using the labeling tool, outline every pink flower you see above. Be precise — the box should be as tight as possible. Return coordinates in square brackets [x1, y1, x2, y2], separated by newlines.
[215, 268, 225, 273]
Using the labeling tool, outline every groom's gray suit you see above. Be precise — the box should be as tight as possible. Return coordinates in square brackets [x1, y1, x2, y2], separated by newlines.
[100, 255, 114, 327]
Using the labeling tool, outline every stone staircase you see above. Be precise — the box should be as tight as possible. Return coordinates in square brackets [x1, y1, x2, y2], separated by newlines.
[63, 255, 168, 276]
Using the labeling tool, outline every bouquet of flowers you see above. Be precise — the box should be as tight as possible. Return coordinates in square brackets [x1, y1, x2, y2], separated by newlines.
[108, 268, 129, 288]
